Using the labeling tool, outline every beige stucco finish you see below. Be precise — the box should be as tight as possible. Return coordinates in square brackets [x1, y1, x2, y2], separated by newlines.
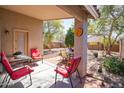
[1, 5, 72, 20]
[0, 8, 43, 55]
[74, 18, 87, 77]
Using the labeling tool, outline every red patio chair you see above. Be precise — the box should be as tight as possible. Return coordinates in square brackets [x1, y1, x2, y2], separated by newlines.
[0, 51, 34, 88]
[54, 56, 82, 88]
[31, 48, 43, 63]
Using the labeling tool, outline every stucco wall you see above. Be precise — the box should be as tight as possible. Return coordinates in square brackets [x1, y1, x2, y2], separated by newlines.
[0, 8, 43, 55]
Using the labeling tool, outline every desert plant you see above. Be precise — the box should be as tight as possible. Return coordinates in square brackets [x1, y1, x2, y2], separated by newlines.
[103, 56, 124, 75]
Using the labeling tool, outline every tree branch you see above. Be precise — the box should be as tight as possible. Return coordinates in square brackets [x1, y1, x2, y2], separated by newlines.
[111, 33, 121, 46]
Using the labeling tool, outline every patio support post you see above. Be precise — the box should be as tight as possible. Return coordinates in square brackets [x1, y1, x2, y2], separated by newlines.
[74, 18, 88, 77]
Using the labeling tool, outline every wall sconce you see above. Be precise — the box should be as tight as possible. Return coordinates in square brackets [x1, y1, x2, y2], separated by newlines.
[4, 29, 9, 34]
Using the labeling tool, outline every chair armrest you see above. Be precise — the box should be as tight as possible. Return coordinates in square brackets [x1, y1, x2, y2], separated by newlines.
[55, 65, 69, 73]
[13, 65, 26, 71]
[13, 65, 32, 72]
[56, 63, 66, 68]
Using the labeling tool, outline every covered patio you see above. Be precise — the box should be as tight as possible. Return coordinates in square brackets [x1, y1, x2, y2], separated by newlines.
[0, 5, 99, 88]
[1, 60, 82, 88]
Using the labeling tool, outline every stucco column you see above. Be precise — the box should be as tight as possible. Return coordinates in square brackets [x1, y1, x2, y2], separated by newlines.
[74, 18, 88, 77]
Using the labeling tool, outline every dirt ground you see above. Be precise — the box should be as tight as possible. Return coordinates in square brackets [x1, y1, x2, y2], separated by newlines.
[85, 50, 124, 88]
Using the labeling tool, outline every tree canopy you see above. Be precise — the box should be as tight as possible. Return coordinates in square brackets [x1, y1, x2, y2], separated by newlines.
[43, 20, 64, 49]
[65, 27, 74, 48]
[88, 5, 124, 55]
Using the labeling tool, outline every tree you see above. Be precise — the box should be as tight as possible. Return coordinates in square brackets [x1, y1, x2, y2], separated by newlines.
[88, 5, 124, 55]
[43, 20, 64, 50]
[65, 27, 74, 48]
[54, 26, 65, 44]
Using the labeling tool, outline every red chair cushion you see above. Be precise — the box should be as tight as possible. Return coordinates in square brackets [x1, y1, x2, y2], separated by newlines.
[11, 66, 34, 80]
[31, 48, 43, 60]
[67, 57, 81, 74]
[55, 67, 69, 78]
[32, 55, 42, 59]
[1, 52, 13, 74]
[54, 56, 81, 78]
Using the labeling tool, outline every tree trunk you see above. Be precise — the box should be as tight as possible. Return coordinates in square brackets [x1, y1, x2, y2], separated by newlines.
[103, 44, 106, 56]
[106, 45, 112, 55]
[106, 48, 111, 55]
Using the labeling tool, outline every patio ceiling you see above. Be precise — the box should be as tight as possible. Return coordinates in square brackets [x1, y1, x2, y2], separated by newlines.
[0, 5, 73, 20]
[0, 5, 99, 21]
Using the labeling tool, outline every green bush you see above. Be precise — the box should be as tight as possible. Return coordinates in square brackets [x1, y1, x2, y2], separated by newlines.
[103, 57, 124, 75]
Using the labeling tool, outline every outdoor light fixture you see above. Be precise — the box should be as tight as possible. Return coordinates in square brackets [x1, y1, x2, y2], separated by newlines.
[4, 29, 9, 34]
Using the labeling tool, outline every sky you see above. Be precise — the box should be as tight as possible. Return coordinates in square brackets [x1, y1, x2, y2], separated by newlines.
[62, 18, 74, 34]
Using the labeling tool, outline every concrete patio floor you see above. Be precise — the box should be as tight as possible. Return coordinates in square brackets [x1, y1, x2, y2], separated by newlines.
[4, 60, 82, 88]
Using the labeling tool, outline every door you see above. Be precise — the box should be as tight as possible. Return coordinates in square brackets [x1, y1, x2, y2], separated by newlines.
[14, 31, 28, 55]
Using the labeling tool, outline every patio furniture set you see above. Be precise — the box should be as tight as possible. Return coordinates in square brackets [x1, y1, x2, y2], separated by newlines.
[0, 48, 82, 88]
[0, 48, 43, 87]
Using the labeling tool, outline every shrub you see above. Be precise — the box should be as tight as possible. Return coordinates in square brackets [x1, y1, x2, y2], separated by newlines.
[103, 56, 124, 75]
